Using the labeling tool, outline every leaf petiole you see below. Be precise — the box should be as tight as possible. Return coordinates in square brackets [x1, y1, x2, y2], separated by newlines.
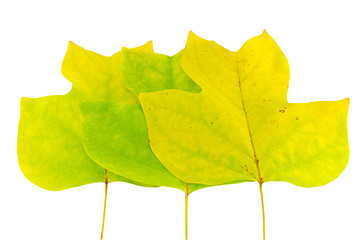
[259, 182, 265, 240]
[185, 184, 190, 240]
[101, 169, 109, 240]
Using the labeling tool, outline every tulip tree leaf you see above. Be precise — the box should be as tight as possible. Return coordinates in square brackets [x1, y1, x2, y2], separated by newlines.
[18, 42, 155, 190]
[139, 31, 349, 187]
[79, 50, 212, 193]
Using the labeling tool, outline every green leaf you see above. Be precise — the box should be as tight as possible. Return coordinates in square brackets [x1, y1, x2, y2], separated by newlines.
[79, 50, 211, 193]
[18, 42, 155, 190]
[139, 31, 350, 188]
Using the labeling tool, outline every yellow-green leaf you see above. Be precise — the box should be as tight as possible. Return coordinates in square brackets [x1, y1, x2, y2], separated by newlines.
[18, 42, 154, 190]
[79, 50, 208, 193]
[139, 31, 349, 187]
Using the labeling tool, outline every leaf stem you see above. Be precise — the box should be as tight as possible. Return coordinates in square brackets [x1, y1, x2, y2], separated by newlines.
[185, 184, 190, 240]
[101, 170, 109, 240]
[259, 182, 265, 240]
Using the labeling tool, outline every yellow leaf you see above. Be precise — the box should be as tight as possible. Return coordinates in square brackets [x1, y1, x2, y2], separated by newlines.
[139, 31, 349, 188]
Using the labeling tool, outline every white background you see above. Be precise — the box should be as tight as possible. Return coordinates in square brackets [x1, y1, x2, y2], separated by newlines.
[1, 1, 361, 239]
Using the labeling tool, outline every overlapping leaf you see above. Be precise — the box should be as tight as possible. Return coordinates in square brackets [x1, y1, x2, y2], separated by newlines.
[17, 31, 350, 240]
[139, 31, 349, 187]
[18, 42, 154, 190]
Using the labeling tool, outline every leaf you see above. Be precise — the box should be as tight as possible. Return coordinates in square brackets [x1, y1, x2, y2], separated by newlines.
[139, 31, 349, 188]
[78, 49, 209, 193]
[17, 42, 155, 190]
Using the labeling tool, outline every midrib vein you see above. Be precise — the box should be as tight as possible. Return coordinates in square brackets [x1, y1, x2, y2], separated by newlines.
[236, 58, 263, 183]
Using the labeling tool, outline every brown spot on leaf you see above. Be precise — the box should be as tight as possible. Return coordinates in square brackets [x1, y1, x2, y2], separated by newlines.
[279, 109, 285, 113]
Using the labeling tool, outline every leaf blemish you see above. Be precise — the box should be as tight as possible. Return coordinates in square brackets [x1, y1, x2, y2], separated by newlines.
[279, 109, 285, 113]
